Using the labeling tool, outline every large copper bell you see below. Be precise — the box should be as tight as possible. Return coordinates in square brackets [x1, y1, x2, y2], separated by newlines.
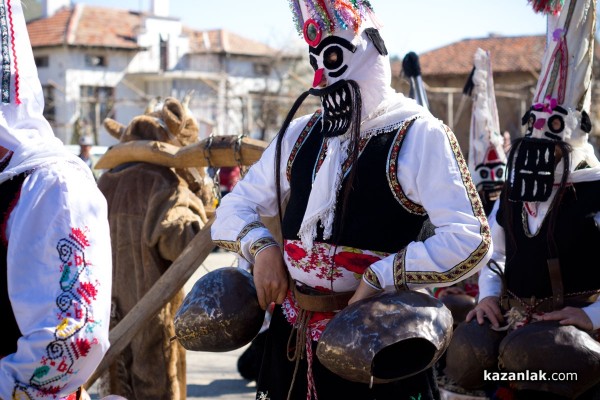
[499, 321, 600, 398]
[444, 319, 505, 389]
[173, 267, 265, 352]
[316, 290, 453, 384]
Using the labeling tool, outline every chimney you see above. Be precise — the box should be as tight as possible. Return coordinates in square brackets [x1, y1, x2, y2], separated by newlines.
[151, 0, 169, 17]
[42, 0, 71, 18]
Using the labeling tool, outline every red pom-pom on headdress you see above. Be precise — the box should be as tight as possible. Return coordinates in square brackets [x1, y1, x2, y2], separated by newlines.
[528, 0, 564, 15]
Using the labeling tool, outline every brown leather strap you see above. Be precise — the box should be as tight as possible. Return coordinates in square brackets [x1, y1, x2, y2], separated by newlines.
[290, 278, 354, 312]
[507, 297, 555, 313]
[547, 258, 564, 309]
[507, 293, 598, 314]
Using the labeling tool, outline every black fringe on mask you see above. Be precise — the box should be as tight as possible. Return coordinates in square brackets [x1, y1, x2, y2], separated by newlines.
[502, 138, 572, 257]
[274, 80, 362, 248]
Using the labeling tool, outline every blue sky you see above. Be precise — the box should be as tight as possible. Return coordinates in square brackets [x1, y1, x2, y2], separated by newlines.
[73, 0, 551, 57]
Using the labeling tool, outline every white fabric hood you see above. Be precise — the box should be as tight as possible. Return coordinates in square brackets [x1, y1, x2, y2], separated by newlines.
[0, 0, 84, 184]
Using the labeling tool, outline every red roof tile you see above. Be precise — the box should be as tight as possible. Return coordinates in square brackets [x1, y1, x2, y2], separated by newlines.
[184, 28, 278, 57]
[393, 35, 547, 78]
[27, 4, 278, 56]
[28, 5, 141, 49]
[27, 7, 72, 47]
[71, 5, 141, 49]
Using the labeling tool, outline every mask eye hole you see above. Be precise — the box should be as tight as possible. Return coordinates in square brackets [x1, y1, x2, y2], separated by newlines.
[496, 166, 505, 179]
[323, 46, 343, 70]
[479, 169, 489, 179]
[303, 19, 322, 47]
[548, 115, 564, 134]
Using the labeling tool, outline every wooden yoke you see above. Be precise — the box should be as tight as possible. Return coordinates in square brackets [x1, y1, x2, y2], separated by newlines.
[84, 135, 269, 389]
[94, 135, 267, 170]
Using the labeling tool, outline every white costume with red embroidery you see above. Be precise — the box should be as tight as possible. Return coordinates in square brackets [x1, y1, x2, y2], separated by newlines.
[0, 1, 111, 399]
[212, 102, 491, 294]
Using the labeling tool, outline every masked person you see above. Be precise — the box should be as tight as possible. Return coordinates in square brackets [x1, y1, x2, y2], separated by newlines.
[446, 1, 600, 398]
[466, 48, 507, 217]
[0, 1, 112, 399]
[211, 1, 492, 399]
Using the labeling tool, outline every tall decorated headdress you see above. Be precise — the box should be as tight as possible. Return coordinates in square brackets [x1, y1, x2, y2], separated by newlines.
[467, 48, 507, 212]
[288, 0, 378, 40]
[509, 0, 597, 202]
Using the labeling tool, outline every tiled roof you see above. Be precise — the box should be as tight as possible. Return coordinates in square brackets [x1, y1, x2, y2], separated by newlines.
[27, 5, 141, 49]
[27, 4, 278, 56]
[393, 35, 547, 78]
[184, 28, 278, 57]
[27, 7, 73, 48]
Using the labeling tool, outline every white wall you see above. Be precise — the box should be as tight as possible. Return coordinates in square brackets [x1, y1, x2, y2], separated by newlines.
[42, 0, 71, 17]
[129, 16, 189, 74]
[35, 48, 132, 144]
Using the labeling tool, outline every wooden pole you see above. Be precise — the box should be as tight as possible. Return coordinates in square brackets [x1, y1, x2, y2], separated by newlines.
[84, 217, 216, 389]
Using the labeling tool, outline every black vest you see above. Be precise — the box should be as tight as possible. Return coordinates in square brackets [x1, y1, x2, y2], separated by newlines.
[1, 172, 29, 357]
[497, 180, 600, 298]
[282, 114, 428, 253]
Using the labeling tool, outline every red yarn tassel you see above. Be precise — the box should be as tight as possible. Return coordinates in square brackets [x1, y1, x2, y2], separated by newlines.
[528, 0, 564, 15]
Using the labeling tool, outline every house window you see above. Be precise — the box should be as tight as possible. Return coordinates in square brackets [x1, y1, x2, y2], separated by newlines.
[35, 56, 49, 68]
[85, 54, 107, 67]
[42, 85, 55, 122]
[254, 63, 271, 76]
[79, 86, 115, 137]
[160, 35, 169, 71]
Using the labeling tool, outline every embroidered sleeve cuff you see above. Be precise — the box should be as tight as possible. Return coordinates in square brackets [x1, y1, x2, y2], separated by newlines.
[251, 238, 279, 259]
[393, 249, 408, 291]
[213, 239, 240, 254]
[213, 220, 275, 264]
[363, 267, 382, 290]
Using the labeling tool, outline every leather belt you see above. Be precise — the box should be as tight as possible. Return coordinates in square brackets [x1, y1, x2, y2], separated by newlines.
[290, 277, 354, 313]
[504, 293, 599, 314]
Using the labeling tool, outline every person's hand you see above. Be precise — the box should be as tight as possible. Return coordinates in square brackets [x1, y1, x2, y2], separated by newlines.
[466, 296, 504, 328]
[253, 245, 288, 310]
[535, 306, 593, 331]
[348, 279, 382, 305]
